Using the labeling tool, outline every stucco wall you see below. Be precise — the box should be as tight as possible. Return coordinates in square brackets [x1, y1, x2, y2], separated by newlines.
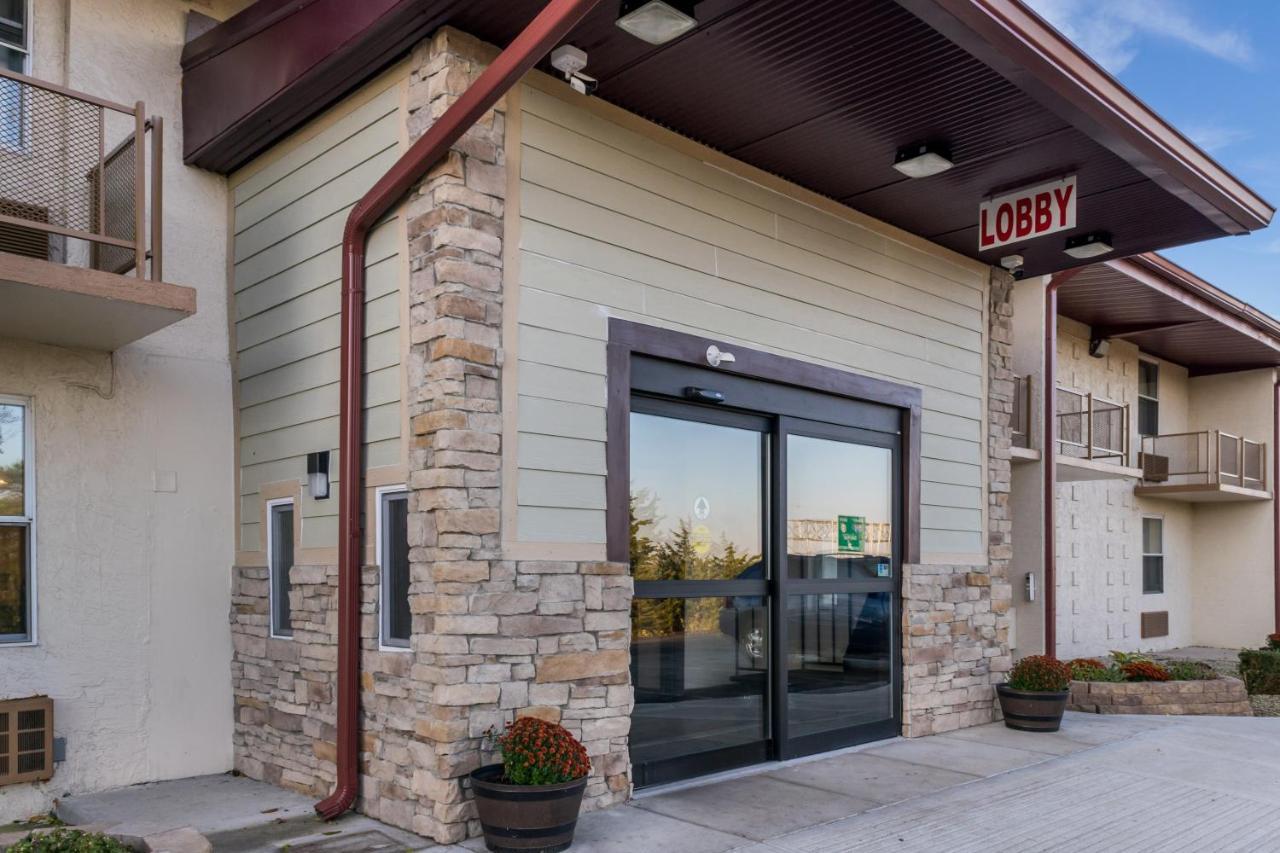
[0, 0, 241, 820]
[1188, 369, 1276, 648]
[1052, 318, 1194, 658]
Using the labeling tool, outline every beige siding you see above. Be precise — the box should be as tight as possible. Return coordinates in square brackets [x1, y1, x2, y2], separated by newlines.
[231, 78, 406, 552]
[512, 84, 989, 560]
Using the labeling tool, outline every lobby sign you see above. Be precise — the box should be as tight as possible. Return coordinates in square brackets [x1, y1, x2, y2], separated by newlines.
[979, 175, 1077, 251]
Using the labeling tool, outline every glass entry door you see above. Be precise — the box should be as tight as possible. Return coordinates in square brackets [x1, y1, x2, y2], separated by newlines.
[779, 422, 899, 757]
[628, 382, 901, 787]
[629, 400, 771, 787]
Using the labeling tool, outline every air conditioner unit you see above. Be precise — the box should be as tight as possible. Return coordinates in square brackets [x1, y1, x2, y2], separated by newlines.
[0, 200, 51, 260]
[0, 695, 55, 786]
[1141, 453, 1170, 483]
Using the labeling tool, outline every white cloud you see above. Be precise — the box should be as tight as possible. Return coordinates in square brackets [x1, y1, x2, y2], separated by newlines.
[1181, 124, 1251, 154]
[1026, 0, 1255, 74]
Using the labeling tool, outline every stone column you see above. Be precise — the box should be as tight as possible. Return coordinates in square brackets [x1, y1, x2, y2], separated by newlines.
[900, 269, 1015, 737]
[402, 29, 632, 844]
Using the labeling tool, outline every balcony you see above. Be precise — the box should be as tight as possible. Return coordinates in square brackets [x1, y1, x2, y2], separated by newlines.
[1135, 431, 1271, 502]
[1055, 386, 1143, 481]
[0, 69, 194, 351]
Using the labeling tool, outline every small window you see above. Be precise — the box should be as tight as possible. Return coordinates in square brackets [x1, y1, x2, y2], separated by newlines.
[0, 0, 30, 150]
[1, 396, 32, 645]
[267, 500, 294, 638]
[1138, 361, 1159, 438]
[1142, 517, 1164, 594]
[379, 490, 411, 649]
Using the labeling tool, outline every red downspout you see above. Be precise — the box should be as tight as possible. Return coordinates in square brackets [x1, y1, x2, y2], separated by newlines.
[1042, 269, 1083, 659]
[1274, 374, 1279, 633]
[315, 0, 604, 820]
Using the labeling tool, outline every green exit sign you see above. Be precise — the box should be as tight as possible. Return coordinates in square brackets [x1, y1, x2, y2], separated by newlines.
[838, 515, 865, 553]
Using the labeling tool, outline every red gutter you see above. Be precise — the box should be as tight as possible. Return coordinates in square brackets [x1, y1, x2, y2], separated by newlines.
[315, 0, 603, 820]
[1042, 269, 1083, 658]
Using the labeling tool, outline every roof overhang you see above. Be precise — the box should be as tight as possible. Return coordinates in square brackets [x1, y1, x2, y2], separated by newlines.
[182, 0, 1274, 275]
[1057, 255, 1280, 376]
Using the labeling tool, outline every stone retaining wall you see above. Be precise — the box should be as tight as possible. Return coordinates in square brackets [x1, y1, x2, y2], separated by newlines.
[1069, 677, 1252, 716]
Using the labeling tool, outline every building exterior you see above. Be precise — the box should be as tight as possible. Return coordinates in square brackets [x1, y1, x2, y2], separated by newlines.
[0, 0, 248, 820]
[1009, 258, 1280, 659]
[0, 0, 1277, 844]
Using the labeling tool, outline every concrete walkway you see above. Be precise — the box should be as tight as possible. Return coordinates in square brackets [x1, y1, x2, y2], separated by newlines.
[53, 712, 1280, 851]
[464, 712, 1280, 853]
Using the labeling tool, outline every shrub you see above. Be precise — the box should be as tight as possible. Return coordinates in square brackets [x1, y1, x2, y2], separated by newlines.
[1165, 660, 1217, 681]
[1066, 658, 1107, 679]
[6, 828, 134, 853]
[1110, 650, 1153, 666]
[1267, 633, 1280, 650]
[488, 717, 590, 786]
[1239, 648, 1280, 695]
[1005, 655, 1072, 692]
[1121, 660, 1171, 682]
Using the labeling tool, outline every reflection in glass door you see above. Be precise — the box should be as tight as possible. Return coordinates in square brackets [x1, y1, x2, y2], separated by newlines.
[628, 402, 770, 787]
[782, 430, 897, 754]
[627, 393, 901, 784]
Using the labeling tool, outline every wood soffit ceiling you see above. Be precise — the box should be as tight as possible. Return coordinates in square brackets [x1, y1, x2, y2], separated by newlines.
[183, 0, 1274, 280]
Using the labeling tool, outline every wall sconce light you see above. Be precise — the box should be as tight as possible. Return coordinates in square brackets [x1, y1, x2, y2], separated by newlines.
[892, 142, 954, 178]
[307, 450, 330, 500]
[616, 0, 698, 45]
[1064, 231, 1114, 259]
[1088, 336, 1111, 359]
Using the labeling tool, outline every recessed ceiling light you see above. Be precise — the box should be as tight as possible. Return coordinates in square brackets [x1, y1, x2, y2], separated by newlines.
[892, 142, 954, 178]
[616, 0, 698, 45]
[1064, 231, 1114, 259]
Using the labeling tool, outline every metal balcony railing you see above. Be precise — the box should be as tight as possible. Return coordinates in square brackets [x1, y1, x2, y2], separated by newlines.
[0, 67, 163, 279]
[1056, 387, 1130, 465]
[1140, 431, 1268, 490]
[1012, 375, 1032, 449]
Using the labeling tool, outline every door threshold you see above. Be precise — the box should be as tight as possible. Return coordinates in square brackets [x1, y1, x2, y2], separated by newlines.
[632, 733, 903, 800]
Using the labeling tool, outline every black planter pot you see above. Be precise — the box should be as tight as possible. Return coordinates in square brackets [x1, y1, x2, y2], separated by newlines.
[996, 683, 1069, 732]
[471, 764, 588, 853]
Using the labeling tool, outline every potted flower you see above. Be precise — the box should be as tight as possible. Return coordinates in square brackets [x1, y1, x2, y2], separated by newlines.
[473, 717, 592, 852]
[996, 654, 1073, 732]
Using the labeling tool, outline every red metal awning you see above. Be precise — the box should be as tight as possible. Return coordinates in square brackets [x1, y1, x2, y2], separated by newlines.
[182, 0, 1274, 275]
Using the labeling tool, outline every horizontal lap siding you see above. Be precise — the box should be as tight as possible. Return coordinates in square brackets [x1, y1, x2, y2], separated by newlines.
[514, 85, 988, 559]
[232, 84, 404, 552]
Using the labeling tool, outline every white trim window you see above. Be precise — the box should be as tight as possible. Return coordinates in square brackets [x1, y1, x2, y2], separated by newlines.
[0, 0, 32, 150]
[0, 394, 34, 644]
[1142, 516, 1164, 595]
[1138, 360, 1159, 438]
[378, 488, 411, 650]
[266, 498, 295, 639]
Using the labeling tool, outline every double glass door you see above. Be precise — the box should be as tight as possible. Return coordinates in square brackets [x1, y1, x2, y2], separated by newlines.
[628, 379, 901, 787]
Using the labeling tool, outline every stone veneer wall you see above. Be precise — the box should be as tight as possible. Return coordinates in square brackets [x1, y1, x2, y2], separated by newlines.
[230, 29, 632, 846]
[900, 271, 1015, 736]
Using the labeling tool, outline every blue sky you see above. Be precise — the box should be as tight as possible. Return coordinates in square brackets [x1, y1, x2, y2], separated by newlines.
[1027, 0, 1280, 314]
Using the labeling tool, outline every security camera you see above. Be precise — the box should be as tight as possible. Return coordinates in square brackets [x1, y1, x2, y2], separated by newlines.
[567, 72, 598, 96]
[1012, 268, 1026, 280]
[551, 44, 597, 97]
[999, 253, 1024, 273]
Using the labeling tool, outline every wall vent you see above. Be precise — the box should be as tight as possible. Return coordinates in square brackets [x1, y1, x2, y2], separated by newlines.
[1140, 611, 1169, 639]
[0, 696, 55, 787]
[0, 200, 51, 260]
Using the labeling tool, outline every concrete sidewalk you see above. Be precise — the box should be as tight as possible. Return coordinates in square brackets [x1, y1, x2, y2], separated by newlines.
[461, 712, 1280, 853]
[53, 712, 1280, 851]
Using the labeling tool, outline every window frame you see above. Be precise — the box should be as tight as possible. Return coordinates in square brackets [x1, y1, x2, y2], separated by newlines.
[0, 0, 33, 154]
[0, 393, 35, 646]
[265, 497, 295, 640]
[377, 486, 411, 651]
[1137, 359, 1159, 438]
[1142, 515, 1164, 595]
